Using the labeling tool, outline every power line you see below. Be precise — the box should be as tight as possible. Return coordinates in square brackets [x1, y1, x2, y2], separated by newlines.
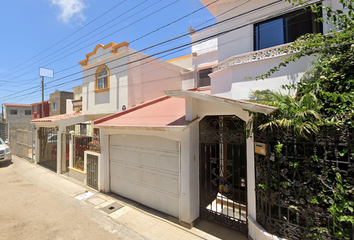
[2, 1, 302, 102]
[2, 0, 279, 90]
[3, 0, 177, 80]
[1, 0, 129, 76]
[6, 0, 317, 104]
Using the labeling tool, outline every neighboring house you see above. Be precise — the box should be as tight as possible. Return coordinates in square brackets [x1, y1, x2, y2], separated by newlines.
[2, 103, 32, 141]
[30, 41, 191, 175]
[79, 41, 191, 116]
[66, 85, 83, 114]
[31, 100, 50, 119]
[205, 0, 341, 100]
[49, 91, 74, 116]
[3, 103, 32, 126]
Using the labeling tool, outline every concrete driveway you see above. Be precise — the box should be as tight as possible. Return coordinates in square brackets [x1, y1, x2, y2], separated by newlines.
[0, 156, 247, 240]
[0, 157, 145, 240]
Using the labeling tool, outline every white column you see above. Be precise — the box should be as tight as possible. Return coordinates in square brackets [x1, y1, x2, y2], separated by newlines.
[246, 122, 257, 240]
[185, 97, 198, 121]
[61, 133, 67, 171]
[56, 125, 63, 174]
[35, 126, 40, 164]
[100, 129, 110, 193]
[69, 130, 74, 168]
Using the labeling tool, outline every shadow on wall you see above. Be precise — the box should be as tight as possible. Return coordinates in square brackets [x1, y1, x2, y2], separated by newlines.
[95, 91, 110, 105]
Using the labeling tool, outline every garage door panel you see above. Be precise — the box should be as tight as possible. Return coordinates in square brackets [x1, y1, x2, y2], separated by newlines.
[159, 154, 179, 173]
[125, 166, 141, 184]
[110, 134, 180, 218]
[159, 174, 179, 196]
[141, 188, 159, 209]
[158, 138, 179, 151]
[110, 146, 124, 158]
[110, 162, 125, 178]
[140, 151, 158, 169]
[158, 194, 179, 217]
[141, 170, 158, 188]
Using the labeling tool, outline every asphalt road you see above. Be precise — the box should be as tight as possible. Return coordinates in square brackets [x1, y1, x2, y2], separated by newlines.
[0, 156, 145, 240]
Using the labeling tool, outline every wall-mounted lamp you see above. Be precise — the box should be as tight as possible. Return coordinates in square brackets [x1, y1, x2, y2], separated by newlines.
[122, 105, 126, 111]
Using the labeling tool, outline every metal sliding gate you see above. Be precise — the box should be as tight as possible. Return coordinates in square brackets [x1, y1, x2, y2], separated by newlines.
[38, 127, 58, 171]
[199, 116, 248, 234]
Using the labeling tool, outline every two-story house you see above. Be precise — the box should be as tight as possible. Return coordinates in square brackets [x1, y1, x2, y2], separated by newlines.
[31, 100, 50, 119]
[49, 91, 74, 116]
[3, 103, 32, 134]
[30, 41, 191, 176]
[91, 0, 344, 239]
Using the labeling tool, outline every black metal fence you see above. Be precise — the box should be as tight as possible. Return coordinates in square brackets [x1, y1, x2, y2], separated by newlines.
[254, 125, 354, 240]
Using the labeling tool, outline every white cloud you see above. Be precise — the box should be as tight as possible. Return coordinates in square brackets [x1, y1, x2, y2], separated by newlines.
[51, 0, 88, 24]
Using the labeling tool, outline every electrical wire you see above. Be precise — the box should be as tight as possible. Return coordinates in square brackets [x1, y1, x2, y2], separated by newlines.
[2, 7, 320, 103]
[2, 0, 179, 80]
[1, 0, 130, 75]
[2, 0, 281, 88]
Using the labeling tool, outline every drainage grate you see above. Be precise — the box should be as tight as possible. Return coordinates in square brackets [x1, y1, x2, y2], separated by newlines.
[100, 202, 124, 214]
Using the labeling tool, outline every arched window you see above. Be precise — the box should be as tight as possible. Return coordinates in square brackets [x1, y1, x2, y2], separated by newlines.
[94, 65, 110, 93]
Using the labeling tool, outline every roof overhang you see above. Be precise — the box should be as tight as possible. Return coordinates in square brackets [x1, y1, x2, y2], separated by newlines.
[164, 90, 278, 115]
[93, 96, 195, 131]
[30, 112, 91, 128]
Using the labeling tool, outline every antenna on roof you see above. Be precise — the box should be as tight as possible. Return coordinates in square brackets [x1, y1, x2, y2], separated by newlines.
[188, 25, 196, 35]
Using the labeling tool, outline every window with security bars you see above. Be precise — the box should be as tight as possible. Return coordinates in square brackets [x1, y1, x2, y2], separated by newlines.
[198, 68, 212, 87]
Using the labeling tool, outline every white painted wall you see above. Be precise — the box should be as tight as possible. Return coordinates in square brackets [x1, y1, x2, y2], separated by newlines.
[82, 47, 128, 115]
[191, 27, 218, 73]
[66, 99, 74, 114]
[82, 45, 187, 115]
[99, 127, 199, 225]
[214, 0, 334, 62]
[191, 27, 218, 56]
[127, 49, 184, 108]
[211, 55, 314, 99]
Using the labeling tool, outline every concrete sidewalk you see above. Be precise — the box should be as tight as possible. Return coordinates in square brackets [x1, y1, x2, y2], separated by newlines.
[10, 156, 247, 240]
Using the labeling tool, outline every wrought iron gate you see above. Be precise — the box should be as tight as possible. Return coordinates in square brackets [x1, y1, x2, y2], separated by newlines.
[87, 153, 98, 190]
[200, 116, 247, 234]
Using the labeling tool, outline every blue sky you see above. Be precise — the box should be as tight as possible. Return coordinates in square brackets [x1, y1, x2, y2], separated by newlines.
[0, 0, 214, 106]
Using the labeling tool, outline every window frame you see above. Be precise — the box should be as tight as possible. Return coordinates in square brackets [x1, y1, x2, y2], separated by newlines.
[53, 102, 58, 111]
[197, 68, 213, 88]
[34, 105, 37, 113]
[94, 65, 110, 93]
[25, 110, 32, 115]
[10, 109, 17, 115]
[254, 6, 323, 51]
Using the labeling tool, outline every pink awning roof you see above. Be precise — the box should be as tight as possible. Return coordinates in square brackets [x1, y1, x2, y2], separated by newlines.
[30, 112, 83, 123]
[94, 96, 192, 131]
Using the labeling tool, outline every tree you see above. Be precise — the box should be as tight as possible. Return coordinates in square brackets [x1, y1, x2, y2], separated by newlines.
[252, 1, 354, 239]
[254, 0, 354, 127]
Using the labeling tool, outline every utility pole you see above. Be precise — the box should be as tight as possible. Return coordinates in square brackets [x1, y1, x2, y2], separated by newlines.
[1, 104, 3, 122]
[41, 76, 44, 118]
[39, 68, 54, 118]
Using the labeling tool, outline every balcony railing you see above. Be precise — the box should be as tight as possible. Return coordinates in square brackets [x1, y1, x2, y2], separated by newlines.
[212, 43, 295, 73]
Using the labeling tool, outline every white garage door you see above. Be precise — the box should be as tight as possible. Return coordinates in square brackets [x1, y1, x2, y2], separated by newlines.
[110, 135, 180, 218]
